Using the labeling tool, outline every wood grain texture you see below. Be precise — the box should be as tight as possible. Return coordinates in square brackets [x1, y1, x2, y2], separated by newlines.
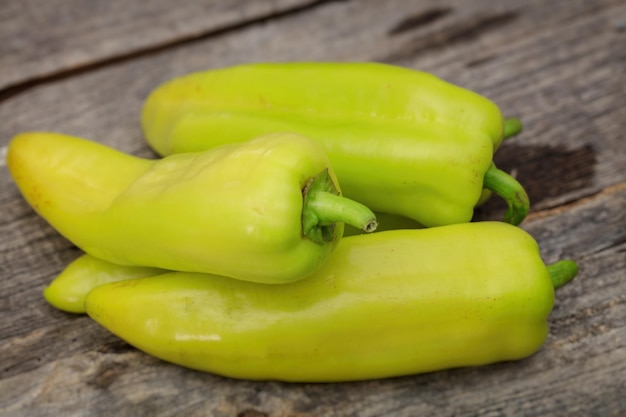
[0, 0, 323, 92]
[1, 0, 625, 415]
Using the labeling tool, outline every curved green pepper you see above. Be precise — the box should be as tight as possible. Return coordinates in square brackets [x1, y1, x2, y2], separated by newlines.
[141, 62, 529, 226]
[85, 222, 577, 382]
[44, 254, 167, 313]
[7, 132, 377, 284]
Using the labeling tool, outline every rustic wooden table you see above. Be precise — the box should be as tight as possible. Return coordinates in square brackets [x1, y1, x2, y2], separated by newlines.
[1, 1, 624, 416]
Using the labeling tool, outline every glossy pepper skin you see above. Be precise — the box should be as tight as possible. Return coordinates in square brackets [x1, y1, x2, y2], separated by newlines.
[7, 132, 376, 284]
[85, 222, 577, 382]
[141, 62, 529, 226]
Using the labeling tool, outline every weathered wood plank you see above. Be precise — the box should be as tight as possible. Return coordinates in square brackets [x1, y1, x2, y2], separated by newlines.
[1, 0, 625, 415]
[0, 0, 322, 92]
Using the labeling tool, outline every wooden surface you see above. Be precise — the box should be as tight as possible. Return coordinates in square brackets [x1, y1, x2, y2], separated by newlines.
[1, 0, 624, 415]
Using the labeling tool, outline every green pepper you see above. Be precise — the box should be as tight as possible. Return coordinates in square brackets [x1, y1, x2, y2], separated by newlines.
[141, 62, 529, 226]
[44, 254, 167, 314]
[7, 132, 377, 284]
[84, 222, 577, 382]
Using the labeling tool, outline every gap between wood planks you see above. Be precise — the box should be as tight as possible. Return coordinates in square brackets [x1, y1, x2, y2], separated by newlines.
[0, 0, 346, 103]
[525, 181, 626, 222]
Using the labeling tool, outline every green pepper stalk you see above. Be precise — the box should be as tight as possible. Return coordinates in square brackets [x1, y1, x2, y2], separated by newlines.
[141, 62, 530, 226]
[503, 117, 523, 139]
[303, 169, 378, 243]
[483, 164, 530, 225]
[343, 211, 424, 236]
[83, 222, 578, 382]
[547, 260, 579, 289]
[7, 132, 377, 284]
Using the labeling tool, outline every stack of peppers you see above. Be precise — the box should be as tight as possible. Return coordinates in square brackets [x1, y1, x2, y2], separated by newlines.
[7, 62, 578, 382]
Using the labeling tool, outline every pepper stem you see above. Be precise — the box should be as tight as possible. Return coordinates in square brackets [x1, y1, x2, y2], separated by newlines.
[483, 164, 530, 225]
[503, 117, 523, 140]
[547, 260, 579, 289]
[302, 169, 377, 244]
